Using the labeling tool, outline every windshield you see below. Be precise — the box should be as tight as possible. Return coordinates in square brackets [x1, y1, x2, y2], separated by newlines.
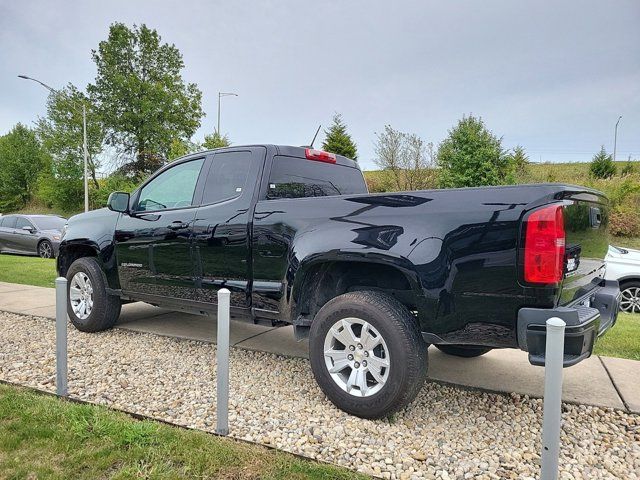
[32, 216, 66, 231]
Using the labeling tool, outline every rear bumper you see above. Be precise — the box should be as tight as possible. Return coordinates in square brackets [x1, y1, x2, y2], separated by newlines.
[517, 280, 620, 367]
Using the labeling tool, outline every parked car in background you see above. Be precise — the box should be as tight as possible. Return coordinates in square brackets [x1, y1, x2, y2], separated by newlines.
[0, 214, 66, 258]
[606, 245, 640, 313]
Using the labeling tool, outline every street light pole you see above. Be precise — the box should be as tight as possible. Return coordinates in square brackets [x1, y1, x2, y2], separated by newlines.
[18, 74, 90, 212]
[613, 115, 622, 163]
[217, 92, 238, 135]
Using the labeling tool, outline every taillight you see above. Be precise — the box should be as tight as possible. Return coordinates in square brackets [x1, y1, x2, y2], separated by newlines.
[305, 148, 336, 163]
[524, 204, 565, 284]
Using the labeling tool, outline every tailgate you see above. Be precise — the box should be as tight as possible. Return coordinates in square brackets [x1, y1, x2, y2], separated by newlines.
[560, 188, 610, 306]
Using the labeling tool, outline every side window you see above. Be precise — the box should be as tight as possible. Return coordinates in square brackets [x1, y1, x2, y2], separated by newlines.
[15, 218, 34, 230]
[1, 216, 17, 228]
[267, 156, 366, 199]
[202, 151, 252, 205]
[136, 159, 204, 212]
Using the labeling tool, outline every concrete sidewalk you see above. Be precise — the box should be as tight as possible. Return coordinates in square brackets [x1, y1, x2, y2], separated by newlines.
[1, 280, 638, 413]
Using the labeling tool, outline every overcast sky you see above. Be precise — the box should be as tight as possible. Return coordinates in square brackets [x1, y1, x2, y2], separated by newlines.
[1, 0, 638, 171]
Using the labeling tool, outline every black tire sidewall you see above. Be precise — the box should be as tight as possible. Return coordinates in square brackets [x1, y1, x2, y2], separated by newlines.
[66, 257, 118, 331]
[309, 292, 426, 418]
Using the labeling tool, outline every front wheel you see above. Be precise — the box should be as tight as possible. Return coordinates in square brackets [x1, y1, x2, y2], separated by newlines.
[66, 257, 121, 332]
[309, 291, 428, 419]
[435, 345, 492, 357]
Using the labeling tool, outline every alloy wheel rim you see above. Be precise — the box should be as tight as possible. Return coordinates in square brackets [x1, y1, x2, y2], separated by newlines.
[620, 287, 640, 314]
[70, 272, 93, 320]
[323, 317, 390, 397]
[39, 242, 52, 258]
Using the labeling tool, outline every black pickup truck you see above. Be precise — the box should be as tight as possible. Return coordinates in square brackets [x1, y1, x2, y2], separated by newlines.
[58, 145, 620, 418]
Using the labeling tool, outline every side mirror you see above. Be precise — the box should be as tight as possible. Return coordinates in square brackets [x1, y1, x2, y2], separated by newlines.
[107, 191, 130, 213]
[22, 226, 35, 233]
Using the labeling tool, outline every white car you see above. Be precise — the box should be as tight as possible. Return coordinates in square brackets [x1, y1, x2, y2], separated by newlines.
[605, 245, 640, 313]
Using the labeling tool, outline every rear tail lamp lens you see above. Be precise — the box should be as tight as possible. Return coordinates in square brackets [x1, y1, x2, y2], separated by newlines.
[524, 205, 565, 284]
[305, 149, 336, 163]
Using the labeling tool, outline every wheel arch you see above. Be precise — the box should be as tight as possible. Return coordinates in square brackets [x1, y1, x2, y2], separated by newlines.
[57, 240, 100, 278]
[290, 254, 423, 337]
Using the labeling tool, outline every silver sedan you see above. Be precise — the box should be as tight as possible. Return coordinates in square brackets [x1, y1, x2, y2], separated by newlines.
[0, 214, 66, 258]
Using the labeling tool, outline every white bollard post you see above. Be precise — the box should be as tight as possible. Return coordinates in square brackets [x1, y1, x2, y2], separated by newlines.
[216, 288, 231, 435]
[541, 317, 566, 480]
[55, 277, 68, 397]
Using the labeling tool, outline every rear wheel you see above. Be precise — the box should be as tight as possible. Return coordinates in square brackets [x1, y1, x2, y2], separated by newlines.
[620, 281, 640, 314]
[309, 291, 428, 419]
[66, 257, 121, 332]
[436, 345, 492, 357]
[38, 240, 53, 259]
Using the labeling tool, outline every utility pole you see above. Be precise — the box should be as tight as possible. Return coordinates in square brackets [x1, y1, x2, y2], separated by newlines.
[613, 115, 622, 163]
[217, 92, 238, 135]
[19, 74, 90, 212]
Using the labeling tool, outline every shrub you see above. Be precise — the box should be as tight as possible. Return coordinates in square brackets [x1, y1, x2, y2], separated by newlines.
[589, 146, 616, 179]
[610, 208, 640, 237]
[437, 115, 509, 188]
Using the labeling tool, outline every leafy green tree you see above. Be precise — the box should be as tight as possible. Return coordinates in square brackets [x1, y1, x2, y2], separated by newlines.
[203, 129, 230, 150]
[167, 138, 202, 161]
[88, 22, 204, 175]
[322, 114, 358, 160]
[589, 146, 616, 179]
[36, 84, 104, 212]
[0, 124, 50, 211]
[437, 115, 509, 188]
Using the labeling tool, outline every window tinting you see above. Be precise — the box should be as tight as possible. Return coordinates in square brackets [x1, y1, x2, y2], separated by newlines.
[202, 151, 252, 205]
[137, 159, 204, 211]
[1, 216, 17, 228]
[15, 217, 34, 229]
[267, 156, 367, 200]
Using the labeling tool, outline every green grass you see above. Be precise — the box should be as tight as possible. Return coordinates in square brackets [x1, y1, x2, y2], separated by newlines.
[0, 383, 363, 480]
[0, 254, 57, 287]
[594, 313, 640, 361]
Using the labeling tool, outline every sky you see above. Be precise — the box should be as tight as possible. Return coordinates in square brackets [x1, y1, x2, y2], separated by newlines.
[1, 0, 639, 171]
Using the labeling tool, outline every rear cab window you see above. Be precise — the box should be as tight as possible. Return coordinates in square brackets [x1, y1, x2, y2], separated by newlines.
[267, 155, 367, 199]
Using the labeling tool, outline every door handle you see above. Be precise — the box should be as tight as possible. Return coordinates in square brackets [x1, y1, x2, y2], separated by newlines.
[167, 221, 188, 230]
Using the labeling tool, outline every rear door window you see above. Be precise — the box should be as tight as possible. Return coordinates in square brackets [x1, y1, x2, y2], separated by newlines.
[267, 156, 367, 199]
[202, 151, 253, 205]
[1, 216, 17, 228]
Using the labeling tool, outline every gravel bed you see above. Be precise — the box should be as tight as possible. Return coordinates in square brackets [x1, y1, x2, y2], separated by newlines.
[1, 311, 638, 480]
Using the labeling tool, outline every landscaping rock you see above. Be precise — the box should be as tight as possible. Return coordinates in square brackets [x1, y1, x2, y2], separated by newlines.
[0, 311, 638, 479]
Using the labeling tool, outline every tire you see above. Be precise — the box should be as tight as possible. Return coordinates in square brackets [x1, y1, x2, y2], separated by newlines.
[619, 281, 640, 314]
[66, 257, 121, 332]
[309, 291, 428, 419]
[38, 240, 54, 259]
[435, 345, 492, 358]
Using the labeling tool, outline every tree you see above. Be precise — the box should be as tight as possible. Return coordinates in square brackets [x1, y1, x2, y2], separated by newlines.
[506, 145, 530, 182]
[167, 138, 201, 161]
[0, 124, 50, 211]
[203, 129, 231, 150]
[589, 146, 616, 179]
[621, 156, 635, 176]
[88, 22, 204, 176]
[322, 113, 358, 160]
[373, 125, 435, 191]
[437, 115, 509, 188]
[36, 84, 104, 212]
